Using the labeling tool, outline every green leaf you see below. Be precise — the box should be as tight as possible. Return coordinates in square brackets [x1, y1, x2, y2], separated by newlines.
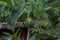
[0, 0, 15, 6]
[30, 34, 40, 40]
[46, 9, 58, 27]
[1, 7, 11, 17]
[6, 2, 25, 30]
[30, 34, 36, 40]
[0, 1, 7, 5]
[0, 33, 12, 40]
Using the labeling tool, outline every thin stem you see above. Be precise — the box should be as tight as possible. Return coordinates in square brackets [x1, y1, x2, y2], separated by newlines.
[27, 28, 30, 40]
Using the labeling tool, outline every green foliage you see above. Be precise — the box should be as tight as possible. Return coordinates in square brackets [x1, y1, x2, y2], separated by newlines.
[6, 2, 25, 30]
[0, 33, 12, 40]
[0, 0, 60, 40]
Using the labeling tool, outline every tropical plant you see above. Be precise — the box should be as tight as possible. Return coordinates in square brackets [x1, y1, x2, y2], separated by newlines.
[0, 0, 60, 40]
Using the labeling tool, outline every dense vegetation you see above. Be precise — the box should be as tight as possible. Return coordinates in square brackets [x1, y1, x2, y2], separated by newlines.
[0, 0, 60, 40]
